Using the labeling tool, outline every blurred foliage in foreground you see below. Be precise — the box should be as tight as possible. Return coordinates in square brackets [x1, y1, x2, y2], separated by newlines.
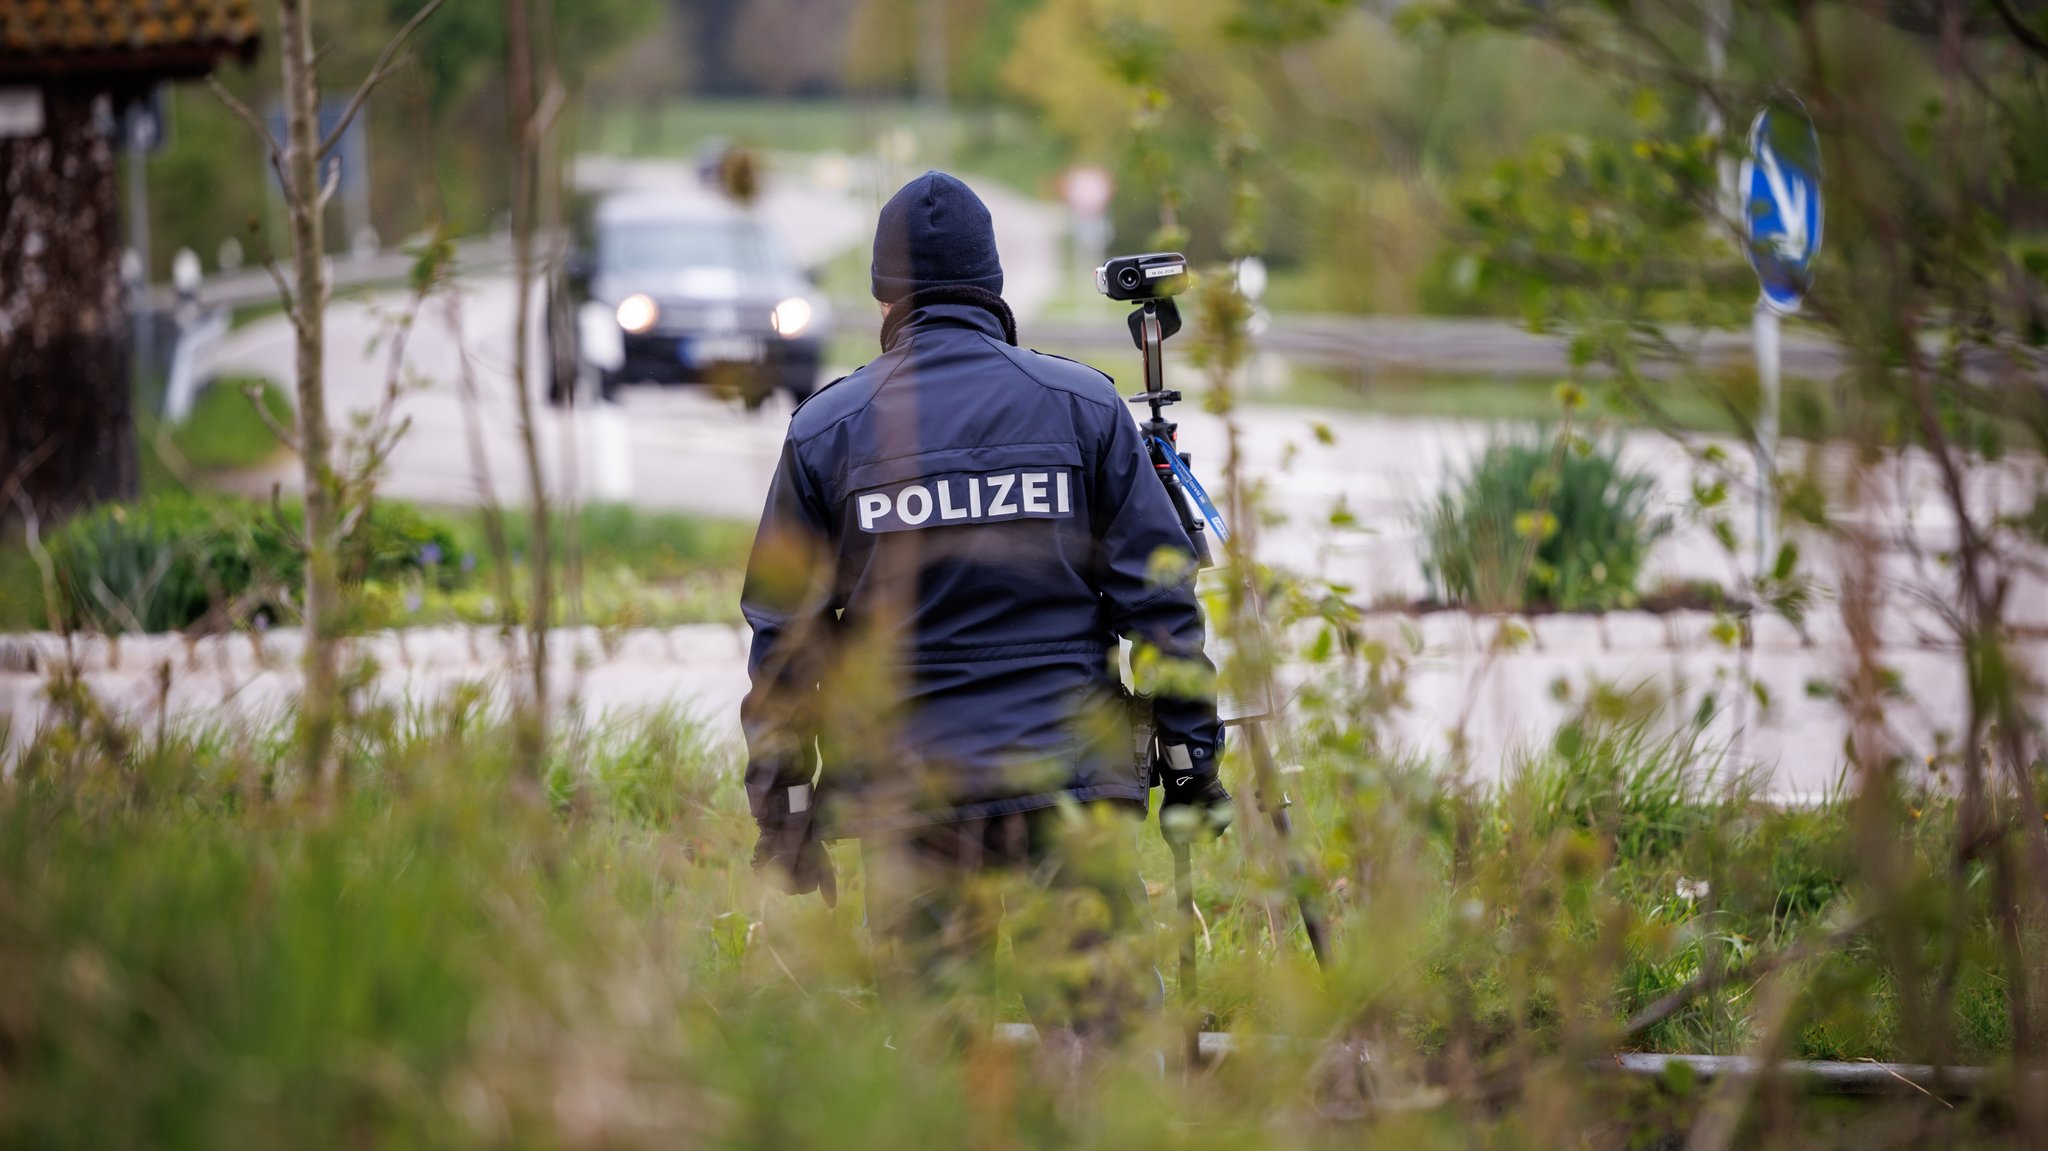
[0, 661, 2031, 1146]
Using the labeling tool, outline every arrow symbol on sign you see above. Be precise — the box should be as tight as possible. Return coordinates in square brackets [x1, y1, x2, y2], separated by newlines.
[1758, 140, 1808, 261]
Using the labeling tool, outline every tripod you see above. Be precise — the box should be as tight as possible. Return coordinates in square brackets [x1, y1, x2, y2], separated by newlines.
[1121, 298, 1332, 1015]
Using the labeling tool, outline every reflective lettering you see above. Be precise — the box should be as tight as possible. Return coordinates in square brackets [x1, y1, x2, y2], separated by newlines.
[897, 484, 933, 525]
[854, 466, 1078, 533]
[937, 479, 969, 520]
[987, 473, 1018, 515]
[858, 492, 891, 530]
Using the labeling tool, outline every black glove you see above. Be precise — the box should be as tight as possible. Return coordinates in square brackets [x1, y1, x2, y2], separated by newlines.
[751, 784, 837, 907]
[1155, 741, 1233, 844]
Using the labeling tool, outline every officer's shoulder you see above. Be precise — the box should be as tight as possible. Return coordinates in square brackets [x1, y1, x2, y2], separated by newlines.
[787, 356, 892, 439]
[789, 373, 847, 418]
[997, 345, 1121, 409]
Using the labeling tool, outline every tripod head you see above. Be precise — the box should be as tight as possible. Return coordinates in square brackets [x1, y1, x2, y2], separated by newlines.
[1125, 296, 1184, 427]
[1105, 287, 1216, 568]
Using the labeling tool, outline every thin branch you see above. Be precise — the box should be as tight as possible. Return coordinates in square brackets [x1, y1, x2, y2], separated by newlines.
[321, 0, 450, 158]
[85, 571, 151, 637]
[244, 220, 302, 334]
[1621, 911, 1872, 1040]
[527, 79, 568, 146]
[1991, 0, 2048, 59]
[212, 78, 302, 329]
[316, 156, 342, 212]
[9, 488, 64, 639]
[245, 381, 301, 453]
[268, 481, 306, 553]
[0, 438, 61, 514]
[207, 76, 289, 192]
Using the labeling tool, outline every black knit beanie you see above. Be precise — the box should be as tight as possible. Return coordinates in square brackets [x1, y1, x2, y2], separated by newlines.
[871, 171, 1004, 304]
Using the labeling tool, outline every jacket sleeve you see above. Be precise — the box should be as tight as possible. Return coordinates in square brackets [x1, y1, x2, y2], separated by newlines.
[1089, 402, 1224, 759]
[741, 436, 838, 823]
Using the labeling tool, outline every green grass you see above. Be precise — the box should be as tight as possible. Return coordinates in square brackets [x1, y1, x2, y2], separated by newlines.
[480, 503, 754, 582]
[421, 503, 752, 630]
[0, 680, 2020, 1147]
[0, 546, 45, 630]
[1266, 364, 1839, 439]
[163, 376, 295, 473]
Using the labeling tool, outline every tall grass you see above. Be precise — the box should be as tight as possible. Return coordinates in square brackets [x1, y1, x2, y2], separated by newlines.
[1418, 432, 1670, 611]
[0, 670, 2021, 1147]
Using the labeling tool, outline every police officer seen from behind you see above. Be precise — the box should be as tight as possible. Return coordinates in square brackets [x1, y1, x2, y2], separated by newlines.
[741, 171, 1231, 1022]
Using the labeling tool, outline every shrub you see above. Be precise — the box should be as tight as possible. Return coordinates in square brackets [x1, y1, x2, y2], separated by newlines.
[1419, 431, 1669, 611]
[47, 492, 464, 634]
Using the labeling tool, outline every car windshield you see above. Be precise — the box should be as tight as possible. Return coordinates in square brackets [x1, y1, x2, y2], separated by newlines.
[598, 219, 781, 277]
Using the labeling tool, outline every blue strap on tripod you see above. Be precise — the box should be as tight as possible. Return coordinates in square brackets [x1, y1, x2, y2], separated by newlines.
[1151, 436, 1231, 545]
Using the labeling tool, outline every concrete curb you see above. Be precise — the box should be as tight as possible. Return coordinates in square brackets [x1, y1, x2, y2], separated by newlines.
[995, 1025, 2013, 1099]
[0, 603, 1985, 679]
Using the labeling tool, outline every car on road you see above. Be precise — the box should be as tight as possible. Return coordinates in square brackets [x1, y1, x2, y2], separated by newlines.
[548, 193, 829, 409]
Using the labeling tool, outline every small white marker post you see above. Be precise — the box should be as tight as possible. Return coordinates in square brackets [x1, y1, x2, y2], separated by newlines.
[586, 401, 634, 503]
[1753, 301, 1780, 581]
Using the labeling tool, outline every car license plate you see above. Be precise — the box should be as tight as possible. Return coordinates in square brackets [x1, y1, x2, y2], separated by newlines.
[680, 335, 762, 367]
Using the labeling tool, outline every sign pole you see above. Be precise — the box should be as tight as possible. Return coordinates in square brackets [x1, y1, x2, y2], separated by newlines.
[1753, 301, 1780, 579]
[1738, 96, 1819, 584]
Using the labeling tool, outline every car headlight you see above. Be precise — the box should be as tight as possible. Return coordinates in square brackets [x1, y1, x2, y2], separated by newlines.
[616, 293, 659, 334]
[771, 296, 813, 338]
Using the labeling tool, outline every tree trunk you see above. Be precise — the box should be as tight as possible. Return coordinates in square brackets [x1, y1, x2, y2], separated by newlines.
[277, 0, 342, 784]
[506, 0, 552, 775]
[0, 83, 138, 526]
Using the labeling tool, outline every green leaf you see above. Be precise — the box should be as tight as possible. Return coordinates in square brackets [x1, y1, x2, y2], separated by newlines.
[1771, 542, 1800, 582]
[1710, 518, 1737, 554]
[1709, 615, 1740, 647]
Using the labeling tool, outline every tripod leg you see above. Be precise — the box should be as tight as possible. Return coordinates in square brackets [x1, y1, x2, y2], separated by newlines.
[1245, 721, 1332, 969]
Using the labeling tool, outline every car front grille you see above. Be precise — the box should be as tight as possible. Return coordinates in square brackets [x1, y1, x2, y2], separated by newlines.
[648, 300, 777, 337]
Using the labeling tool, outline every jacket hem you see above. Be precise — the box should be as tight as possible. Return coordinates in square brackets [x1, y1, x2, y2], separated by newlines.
[819, 782, 1149, 840]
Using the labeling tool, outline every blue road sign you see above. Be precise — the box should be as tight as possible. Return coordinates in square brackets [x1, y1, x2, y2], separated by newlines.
[1738, 102, 1823, 314]
[265, 98, 369, 198]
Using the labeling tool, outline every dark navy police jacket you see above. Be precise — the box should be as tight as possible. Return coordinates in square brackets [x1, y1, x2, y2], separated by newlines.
[741, 302, 1221, 833]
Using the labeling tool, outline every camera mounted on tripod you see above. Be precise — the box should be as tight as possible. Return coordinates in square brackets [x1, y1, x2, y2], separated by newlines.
[1096, 252, 1189, 302]
[1095, 252, 1188, 360]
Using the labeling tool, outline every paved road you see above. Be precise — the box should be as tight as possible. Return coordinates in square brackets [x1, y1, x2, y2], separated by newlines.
[152, 166, 2048, 796]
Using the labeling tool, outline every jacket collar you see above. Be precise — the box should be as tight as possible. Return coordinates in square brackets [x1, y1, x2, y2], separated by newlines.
[879, 290, 1017, 353]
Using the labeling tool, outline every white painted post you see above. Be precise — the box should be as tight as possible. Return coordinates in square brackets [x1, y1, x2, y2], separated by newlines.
[585, 401, 634, 503]
[1753, 302, 1781, 579]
